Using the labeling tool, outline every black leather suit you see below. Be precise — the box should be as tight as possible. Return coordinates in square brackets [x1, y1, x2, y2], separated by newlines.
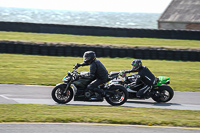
[126, 66, 156, 98]
[79, 59, 108, 94]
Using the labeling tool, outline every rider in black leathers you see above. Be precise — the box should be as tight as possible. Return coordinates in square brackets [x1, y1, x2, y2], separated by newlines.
[123, 59, 156, 98]
[74, 51, 108, 99]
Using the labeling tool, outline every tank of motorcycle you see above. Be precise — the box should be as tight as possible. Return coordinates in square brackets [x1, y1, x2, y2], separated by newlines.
[155, 76, 170, 86]
[80, 71, 90, 76]
[73, 71, 91, 88]
[73, 78, 91, 88]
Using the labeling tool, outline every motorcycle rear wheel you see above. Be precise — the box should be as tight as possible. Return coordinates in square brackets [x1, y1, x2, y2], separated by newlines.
[152, 85, 174, 103]
[105, 85, 128, 106]
[51, 85, 73, 104]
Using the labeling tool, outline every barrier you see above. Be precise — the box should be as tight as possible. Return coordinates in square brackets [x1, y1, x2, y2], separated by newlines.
[0, 40, 199, 61]
[0, 21, 200, 40]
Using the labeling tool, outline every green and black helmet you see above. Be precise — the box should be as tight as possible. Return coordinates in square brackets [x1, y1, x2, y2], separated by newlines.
[131, 59, 142, 71]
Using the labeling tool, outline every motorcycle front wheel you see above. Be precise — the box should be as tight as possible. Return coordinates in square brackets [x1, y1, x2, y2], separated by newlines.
[51, 85, 73, 104]
[105, 85, 128, 106]
[152, 85, 174, 103]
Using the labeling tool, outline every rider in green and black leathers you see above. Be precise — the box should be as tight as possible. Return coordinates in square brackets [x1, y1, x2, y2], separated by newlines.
[124, 59, 156, 98]
[74, 51, 108, 99]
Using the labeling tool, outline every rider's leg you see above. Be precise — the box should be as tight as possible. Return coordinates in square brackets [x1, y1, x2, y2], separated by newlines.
[136, 85, 152, 98]
[87, 79, 105, 95]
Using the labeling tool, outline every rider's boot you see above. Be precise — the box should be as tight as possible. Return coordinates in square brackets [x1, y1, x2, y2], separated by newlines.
[93, 88, 104, 101]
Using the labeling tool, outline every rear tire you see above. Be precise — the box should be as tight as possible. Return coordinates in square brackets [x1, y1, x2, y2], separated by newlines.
[51, 85, 73, 104]
[105, 85, 128, 106]
[152, 85, 174, 103]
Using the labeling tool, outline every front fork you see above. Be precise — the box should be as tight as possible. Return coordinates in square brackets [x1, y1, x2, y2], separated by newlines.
[63, 83, 77, 98]
[63, 80, 73, 94]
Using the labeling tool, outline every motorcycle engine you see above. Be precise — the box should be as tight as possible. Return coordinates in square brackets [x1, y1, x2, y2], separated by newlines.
[85, 91, 91, 98]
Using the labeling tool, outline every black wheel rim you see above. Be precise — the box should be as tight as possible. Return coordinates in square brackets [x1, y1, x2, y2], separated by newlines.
[109, 89, 126, 104]
[55, 88, 71, 102]
[156, 90, 170, 102]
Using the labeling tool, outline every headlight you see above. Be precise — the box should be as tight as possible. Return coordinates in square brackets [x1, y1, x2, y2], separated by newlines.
[62, 75, 71, 82]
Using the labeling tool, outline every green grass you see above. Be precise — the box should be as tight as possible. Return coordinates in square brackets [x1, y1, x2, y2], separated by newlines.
[1, 31, 200, 50]
[0, 54, 200, 92]
[1, 32, 200, 127]
[0, 104, 200, 127]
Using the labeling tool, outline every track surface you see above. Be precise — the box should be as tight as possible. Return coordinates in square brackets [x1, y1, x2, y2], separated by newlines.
[1, 84, 200, 133]
[0, 84, 200, 110]
[0, 123, 199, 133]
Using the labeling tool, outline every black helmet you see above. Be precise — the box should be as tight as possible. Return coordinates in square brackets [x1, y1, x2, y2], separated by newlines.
[131, 59, 142, 71]
[83, 51, 96, 64]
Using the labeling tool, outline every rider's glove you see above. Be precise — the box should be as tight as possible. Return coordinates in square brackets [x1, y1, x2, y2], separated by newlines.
[119, 70, 125, 77]
[73, 63, 81, 69]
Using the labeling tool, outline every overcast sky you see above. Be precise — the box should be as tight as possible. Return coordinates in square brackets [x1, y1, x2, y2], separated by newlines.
[0, 0, 172, 13]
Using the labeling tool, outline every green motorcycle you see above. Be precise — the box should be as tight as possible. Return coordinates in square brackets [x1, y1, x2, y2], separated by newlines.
[109, 71, 174, 103]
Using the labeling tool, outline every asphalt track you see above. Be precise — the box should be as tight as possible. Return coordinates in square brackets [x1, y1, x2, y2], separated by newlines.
[0, 84, 200, 132]
[0, 123, 200, 133]
[0, 84, 200, 110]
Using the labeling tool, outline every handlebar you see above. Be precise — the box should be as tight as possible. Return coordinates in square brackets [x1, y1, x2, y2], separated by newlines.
[124, 70, 133, 74]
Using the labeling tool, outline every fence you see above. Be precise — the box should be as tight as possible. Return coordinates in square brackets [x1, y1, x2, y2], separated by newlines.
[0, 41, 199, 61]
[0, 21, 200, 40]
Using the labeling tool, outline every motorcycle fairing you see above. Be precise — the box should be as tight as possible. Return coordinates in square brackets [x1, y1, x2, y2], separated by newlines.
[155, 76, 170, 86]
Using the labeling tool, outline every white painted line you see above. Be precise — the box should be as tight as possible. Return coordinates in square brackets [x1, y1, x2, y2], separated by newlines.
[0, 95, 11, 100]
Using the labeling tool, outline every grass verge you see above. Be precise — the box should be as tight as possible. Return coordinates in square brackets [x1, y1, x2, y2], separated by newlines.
[0, 31, 200, 50]
[0, 104, 200, 127]
[0, 54, 200, 92]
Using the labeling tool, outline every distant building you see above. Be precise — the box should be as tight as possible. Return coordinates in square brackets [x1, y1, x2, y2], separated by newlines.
[158, 0, 200, 30]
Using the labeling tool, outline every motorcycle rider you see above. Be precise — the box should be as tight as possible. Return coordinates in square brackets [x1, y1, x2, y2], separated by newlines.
[121, 59, 156, 98]
[74, 51, 108, 100]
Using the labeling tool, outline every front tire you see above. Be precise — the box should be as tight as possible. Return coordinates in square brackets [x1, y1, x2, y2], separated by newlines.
[51, 85, 73, 104]
[152, 85, 174, 103]
[105, 85, 128, 106]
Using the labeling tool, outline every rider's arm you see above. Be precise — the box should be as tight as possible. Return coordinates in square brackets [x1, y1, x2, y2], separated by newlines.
[79, 62, 89, 67]
[74, 62, 89, 69]
[124, 70, 135, 73]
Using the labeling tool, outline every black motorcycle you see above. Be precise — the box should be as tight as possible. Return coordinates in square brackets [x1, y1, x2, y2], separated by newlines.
[51, 68, 128, 106]
[109, 71, 174, 103]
